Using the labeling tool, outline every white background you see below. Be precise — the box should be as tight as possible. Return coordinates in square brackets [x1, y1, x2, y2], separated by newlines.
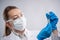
[0, 0, 60, 39]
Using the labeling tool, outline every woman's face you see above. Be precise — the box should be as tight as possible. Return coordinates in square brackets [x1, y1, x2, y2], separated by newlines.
[7, 9, 23, 31]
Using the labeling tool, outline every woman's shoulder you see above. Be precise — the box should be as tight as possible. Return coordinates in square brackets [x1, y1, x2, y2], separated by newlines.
[1, 32, 21, 40]
[1, 32, 13, 40]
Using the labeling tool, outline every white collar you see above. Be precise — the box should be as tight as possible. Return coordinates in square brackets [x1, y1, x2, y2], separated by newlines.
[12, 29, 29, 38]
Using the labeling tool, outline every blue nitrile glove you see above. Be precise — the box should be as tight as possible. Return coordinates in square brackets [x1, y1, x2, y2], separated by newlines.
[49, 11, 58, 30]
[46, 11, 58, 30]
[37, 23, 52, 40]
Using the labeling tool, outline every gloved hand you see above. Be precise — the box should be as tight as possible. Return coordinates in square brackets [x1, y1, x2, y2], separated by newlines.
[37, 11, 59, 40]
[49, 11, 58, 30]
[46, 11, 58, 30]
[37, 23, 52, 40]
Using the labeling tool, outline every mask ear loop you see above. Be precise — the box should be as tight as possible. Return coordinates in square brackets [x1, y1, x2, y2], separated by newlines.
[6, 19, 13, 23]
[6, 19, 14, 30]
[21, 12, 25, 17]
[22, 14, 27, 29]
[7, 19, 17, 33]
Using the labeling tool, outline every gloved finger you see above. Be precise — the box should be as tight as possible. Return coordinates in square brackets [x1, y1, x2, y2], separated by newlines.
[49, 11, 58, 31]
[46, 13, 50, 19]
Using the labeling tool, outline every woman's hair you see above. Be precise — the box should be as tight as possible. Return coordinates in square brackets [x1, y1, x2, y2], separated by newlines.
[3, 6, 18, 36]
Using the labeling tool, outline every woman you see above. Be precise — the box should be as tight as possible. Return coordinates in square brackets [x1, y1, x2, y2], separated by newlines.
[1, 6, 33, 40]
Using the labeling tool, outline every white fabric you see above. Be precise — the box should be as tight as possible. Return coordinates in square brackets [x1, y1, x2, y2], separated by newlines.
[2, 30, 60, 40]
[1, 29, 37, 40]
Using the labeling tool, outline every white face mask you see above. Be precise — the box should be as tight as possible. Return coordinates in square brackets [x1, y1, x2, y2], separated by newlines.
[13, 16, 26, 31]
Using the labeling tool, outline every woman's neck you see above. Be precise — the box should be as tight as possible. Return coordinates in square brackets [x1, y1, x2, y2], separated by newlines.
[14, 29, 25, 35]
